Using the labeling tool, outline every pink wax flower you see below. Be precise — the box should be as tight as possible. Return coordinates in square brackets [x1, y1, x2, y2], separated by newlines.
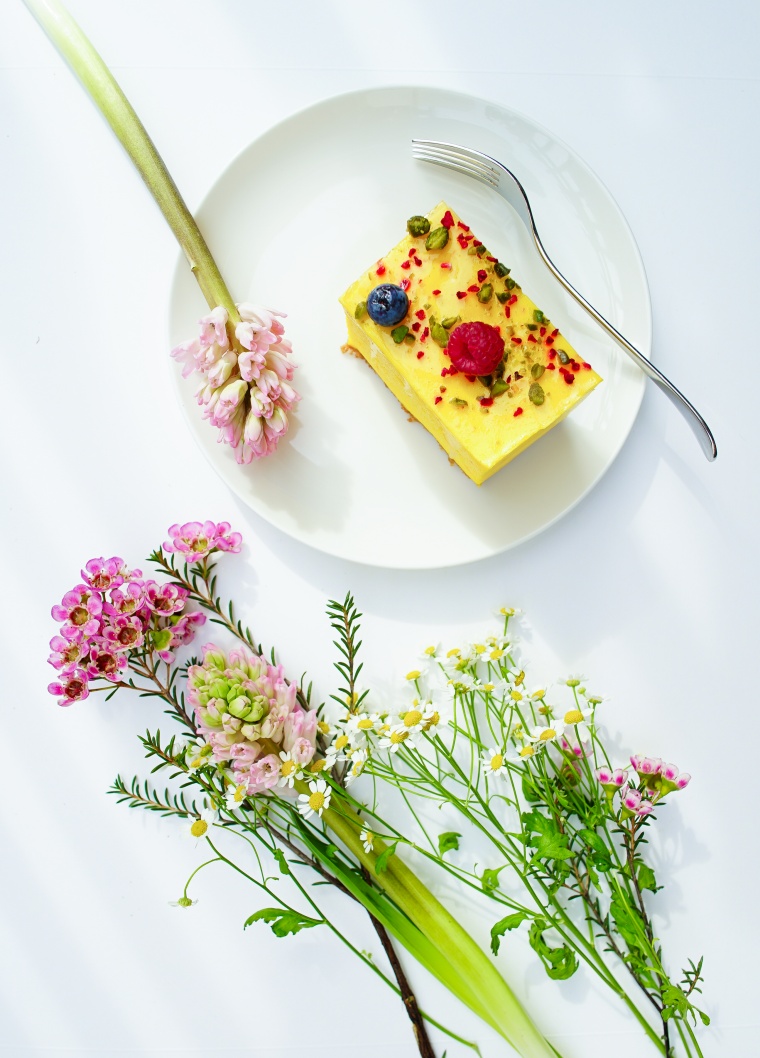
[621, 787, 643, 813]
[636, 799, 655, 817]
[171, 302, 299, 464]
[630, 755, 663, 778]
[104, 582, 145, 617]
[48, 634, 88, 672]
[80, 557, 126, 593]
[102, 614, 145, 652]
[170, 611, 207, 646]
[51, 585, 102, 639]
[658, 763, 692, 794]
[85, 643, 127, 683]
[597, 766, 629, 790]
[48, 668, 90, 706]
[143, 581, 188, 616]
[163, 521, 242, 564]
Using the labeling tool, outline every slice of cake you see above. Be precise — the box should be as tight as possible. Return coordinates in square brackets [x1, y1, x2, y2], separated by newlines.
[339, 201, 602, 485]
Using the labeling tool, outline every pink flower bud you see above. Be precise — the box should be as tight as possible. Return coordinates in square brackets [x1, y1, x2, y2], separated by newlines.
[630, 754, 662, 777]
[636, 799, 655, 817]
[621, 788, 642, 813]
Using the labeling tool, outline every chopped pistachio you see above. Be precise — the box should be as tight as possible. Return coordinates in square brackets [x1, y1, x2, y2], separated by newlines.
[441, 316, 459, 329]
[354, 301, 367, 320]
[533, 309, 545, 324]
[403, 333, 416, 345]
[477, 283, 493, 304]
[496, 291, 509, 304]
[494, 262, 511, 278]
[477, 374, 493, 388]
[530, 363, 545, 380]
[467, 246, 478, 255]
[429, 319, 449, 347]
[450, 397, 468, 407]
[490, 379, 509, 397]
[526, 323, 538, 331]
[407, 215, 431, 237]
[557, 349, 570, 365]
[475, 244, 487, 256]
[505, 277, 516, 290]
[391, 325, 409, 344]
[425, 226, 450, 251]
[529, 382, 545, 405]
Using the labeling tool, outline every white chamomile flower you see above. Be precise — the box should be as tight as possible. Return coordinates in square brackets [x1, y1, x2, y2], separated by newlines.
[419, 643, 441, 662]
[560, 706, 593, 742]
[187, 806, 219, 842]
[496, 606, 522, 619]
[422, 706, 442, 734]
[448, 670, 477, 693]
[563, 674, 586, 688]
[529, 721, 565, 745]
[186, 739, 214, 771]
[510, 743, 540, 763]
[509, 721, 527, 743]
[307, 757, 331, 776]
[224, 782, 248, 810]
[298, 779, 331, 820]
[324, 731, 351, 768]
[405, 669, 423, 683]
[346, 711, 381, 743]
[529, 686, 549, 701]
[317, 718, 332, 739]
[360, 828, 375, 853]
[398, 700, 427, 732]
[345, 748, 368, 786]
[169, 895, 197, 908]
[379, 726, 414, 753]
[481, 747, 507, 778]
[277, 751, 302, 788]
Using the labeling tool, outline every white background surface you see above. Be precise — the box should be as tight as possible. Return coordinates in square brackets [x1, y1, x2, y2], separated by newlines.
[1, 1, 758, 1056]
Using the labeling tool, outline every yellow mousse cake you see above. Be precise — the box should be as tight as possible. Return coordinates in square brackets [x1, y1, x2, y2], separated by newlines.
[339, 201, 602, 485]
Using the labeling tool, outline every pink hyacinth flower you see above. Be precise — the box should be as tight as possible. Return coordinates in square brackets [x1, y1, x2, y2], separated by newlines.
[48, 668, 90, 706]
[247, 753, 281, 794]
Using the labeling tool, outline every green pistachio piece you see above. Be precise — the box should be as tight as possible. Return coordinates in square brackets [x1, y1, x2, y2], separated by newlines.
[494, 262, 511, 278]
[467, 245, 478, 255]
[477, 374, 493, 387]
[430, 319, 449, 347]
[441, 316, 459, 329]
[475, 244, 487, 257]
[391, 325, 410, 343]
[403, 333, 416, 345]
[505, 277, 516, 290]
[557, 349, 570, 365]
[425, 226, 450, 251]
[450, 397, 468, 407]
[530, 363, 545, 379]
[477, 283, 493, 304]
[490, 379, 509, 397]
[407, 215, 431, 237]
[354, 301, 367, 320]
[529, 382, 545, 406]
[533, 309, 545, 323]
[496, 291, 509, 304]
[526, 324, 538, 331]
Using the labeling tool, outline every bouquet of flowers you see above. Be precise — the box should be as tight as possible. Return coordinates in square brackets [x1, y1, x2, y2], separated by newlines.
[48, 523, 707, 1058]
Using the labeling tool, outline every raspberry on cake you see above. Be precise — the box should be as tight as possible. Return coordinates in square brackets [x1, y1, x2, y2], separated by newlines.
[339, 201, 602, 485]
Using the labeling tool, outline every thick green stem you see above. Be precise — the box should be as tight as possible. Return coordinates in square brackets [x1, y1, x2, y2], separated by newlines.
[23, 0, 239, 326]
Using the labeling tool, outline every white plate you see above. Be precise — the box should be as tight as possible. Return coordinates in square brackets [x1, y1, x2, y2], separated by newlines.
[169, 86, 649, 569]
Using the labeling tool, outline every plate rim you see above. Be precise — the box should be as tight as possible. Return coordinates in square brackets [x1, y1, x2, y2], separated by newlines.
[168, 84, 651, 570]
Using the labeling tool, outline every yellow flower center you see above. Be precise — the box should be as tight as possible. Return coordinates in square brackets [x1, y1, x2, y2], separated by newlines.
[357, 717, 374, 730]
[309, 759, 326, 772]
[335, 734, 349, 750]
[510, 690, 523, 702]
[363, 831, 374, 848]
[232, 784, 246, 802]
[473, 644, 486, 655]
[564, 709, 584, 725]
[424, 645, 436, 656]
[515, 670, 525, 686]
[317, 721, 330, 735]
[538, 729, 557, 741]
[512, 724, 525, 741]
[281, 760, 296, 776]
[490, 648, 503, 660]
[405, 670, 421, 681]
[403, 709, 423, 728]
[308, 791, 325, 812]
[446, 648, 460, 658]
[190, 819, 208, 838]
[519, 746, 535, 758]
[489, 754, 504, 771]
[390, 730, 409, 745]
[423, 712, 440, 730]
[352, 760, 364, 776]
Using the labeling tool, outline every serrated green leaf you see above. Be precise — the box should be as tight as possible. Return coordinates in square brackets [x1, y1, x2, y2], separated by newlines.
[374, 842, 398, 875]
[481, 865, 505, 892]
[490, 911, 528, 954]
[637, 861, 658, 892]
[274, 849, 290, 876]
[528, 919, 579, 980]
[438, 832, 461, 855]
[244, 907, 322, 938]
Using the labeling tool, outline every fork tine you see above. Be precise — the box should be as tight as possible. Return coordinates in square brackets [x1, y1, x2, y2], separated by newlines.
[412, 139, 501, 178]
[411, 149, 499, 188]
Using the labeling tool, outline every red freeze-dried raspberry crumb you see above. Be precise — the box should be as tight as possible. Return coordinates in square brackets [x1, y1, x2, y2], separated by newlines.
[511, 336, 522, 345]
[551, 328, 559, 337]
[547, 363, 556, 370]
[414, 257, 422, 267]
[548, 349, 556, 359]
[417, 351, 425, 359]
[473, 240, 482, 247]
[441, 210, 454, 228]
[400, 278, 411, 291]
[376, 264, 386, 276]
[486, 256, 497, 263]
[477, 269, 487, 283]
[540, 326, 546, 336]
[447, 322, 505, 375]
[412, 322, 421, 332]
[408, 247, 416, 257]
[546, 336, 555, 346]
[432, 289, 441, 296]
[457, 221, 470, 231]
[435, 396, 443, 404]
[479, 397, 494, 407]
[401, 260, 411, 270]
[441, 262, 452, 269]
[415, 309, 426, 320]
[421, 327, 429, 342]
[527, 334, 537, 343]
[467, 285, 480, 293]
[514, 407, 523, 417]
[457, 233, 469, 248]
[583, 362, 591, 370]
[456, 291, 468, 300]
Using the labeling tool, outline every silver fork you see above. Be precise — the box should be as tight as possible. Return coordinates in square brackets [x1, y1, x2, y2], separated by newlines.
[412, 139, 717, 461]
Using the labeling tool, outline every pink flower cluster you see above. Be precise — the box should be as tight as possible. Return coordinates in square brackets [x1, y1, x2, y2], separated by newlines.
[187, 644, 317, 794]
[163, 521, 242, 564]
[596, 756, 692, 820]
[48, 556, 206, 706]
[171, 304, 299, 464]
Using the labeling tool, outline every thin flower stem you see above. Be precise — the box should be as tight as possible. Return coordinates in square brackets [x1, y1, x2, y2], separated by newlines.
[23, 0, 239, 327]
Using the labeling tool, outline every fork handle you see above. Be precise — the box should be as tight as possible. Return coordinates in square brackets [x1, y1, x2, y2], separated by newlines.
[533, 238, 717, 461]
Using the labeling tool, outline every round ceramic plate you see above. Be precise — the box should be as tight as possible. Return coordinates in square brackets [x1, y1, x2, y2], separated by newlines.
[169, 86, 649, 569]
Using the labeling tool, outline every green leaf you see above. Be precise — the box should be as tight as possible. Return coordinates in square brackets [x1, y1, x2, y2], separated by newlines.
[530, 834, 573, 863]
[528, 919, 579, 980]
[490, 912, 528, 955]
[374, 842, 398, 875]
[637, 861, 658, 892]
[578, 828, 607, 856]
[699, 1011, 711, 1026]
[481, 865, 505, 892]
[273, 849, 290, 876]
[610, 892, 648, 953]
[244, 907, 322, 938]
[438, 832, 462, 856]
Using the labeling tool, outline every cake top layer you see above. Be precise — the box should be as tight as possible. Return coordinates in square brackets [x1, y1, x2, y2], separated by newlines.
[339, 201, 601, 471]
